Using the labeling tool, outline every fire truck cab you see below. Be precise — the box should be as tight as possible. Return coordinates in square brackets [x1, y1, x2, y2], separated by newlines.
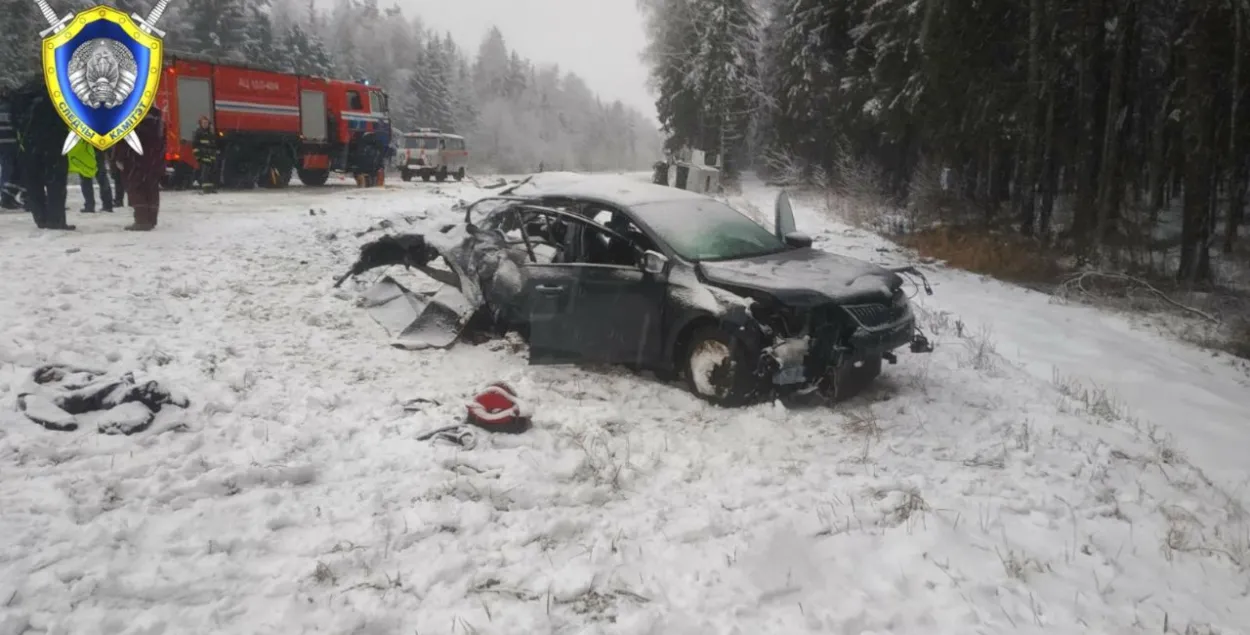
[156, 53, 391, 189]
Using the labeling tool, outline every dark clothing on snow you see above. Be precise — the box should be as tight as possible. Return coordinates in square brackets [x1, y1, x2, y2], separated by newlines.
[17, 364, 190, 435]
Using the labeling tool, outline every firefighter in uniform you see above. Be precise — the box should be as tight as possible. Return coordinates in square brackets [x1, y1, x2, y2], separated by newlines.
[192, 115, 218, 193]
[354, 130, 388, 187]
[354, 132, 373, 187]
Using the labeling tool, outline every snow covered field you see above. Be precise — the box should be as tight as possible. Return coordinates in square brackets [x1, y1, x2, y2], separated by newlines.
[1, 173, 1248, 634]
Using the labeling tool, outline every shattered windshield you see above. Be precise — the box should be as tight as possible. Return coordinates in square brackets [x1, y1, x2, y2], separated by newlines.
[630, 199, 786, 262]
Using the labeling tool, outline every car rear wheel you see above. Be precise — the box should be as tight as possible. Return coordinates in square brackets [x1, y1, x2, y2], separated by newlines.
[401, 169, 412, 182]
[455, 168, 465, 181]
[683, 326, 756, 407]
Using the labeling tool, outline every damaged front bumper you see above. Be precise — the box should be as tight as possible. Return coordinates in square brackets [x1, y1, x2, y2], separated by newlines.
[753, 298, 931, 393]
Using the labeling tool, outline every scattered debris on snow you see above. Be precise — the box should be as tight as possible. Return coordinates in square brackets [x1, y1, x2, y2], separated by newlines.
[0, 174, 1246, 633]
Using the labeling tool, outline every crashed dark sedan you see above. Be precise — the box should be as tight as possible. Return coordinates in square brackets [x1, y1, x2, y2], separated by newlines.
[338, 174, 932, 405]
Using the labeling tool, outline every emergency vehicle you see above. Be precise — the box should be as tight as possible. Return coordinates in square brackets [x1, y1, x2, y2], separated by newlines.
[398, 128, 468, 182]
[155, 52, 391, 188]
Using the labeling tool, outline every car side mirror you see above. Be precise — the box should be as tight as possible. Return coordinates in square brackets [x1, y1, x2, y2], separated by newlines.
[783, 231, 812, 248]
[640, 250, 669, 275]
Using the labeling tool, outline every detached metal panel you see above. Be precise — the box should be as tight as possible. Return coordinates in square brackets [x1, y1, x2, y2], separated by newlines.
[300, 90, 327, 141]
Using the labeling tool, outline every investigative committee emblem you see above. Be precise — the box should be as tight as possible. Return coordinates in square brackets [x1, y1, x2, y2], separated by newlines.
[33, 0, 172, 155]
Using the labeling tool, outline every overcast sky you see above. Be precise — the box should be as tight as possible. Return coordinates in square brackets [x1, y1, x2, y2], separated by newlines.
[396, 0, 655, 118]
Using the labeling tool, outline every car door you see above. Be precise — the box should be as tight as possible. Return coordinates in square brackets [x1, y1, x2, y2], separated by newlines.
[775, 190, 797, 238]
[569, 261, 666, 366]
[524, 215, 666, 367]
[523, 264, 585, 363]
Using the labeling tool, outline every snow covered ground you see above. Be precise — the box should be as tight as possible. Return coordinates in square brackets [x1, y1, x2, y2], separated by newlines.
[1, 173, 1248, 634]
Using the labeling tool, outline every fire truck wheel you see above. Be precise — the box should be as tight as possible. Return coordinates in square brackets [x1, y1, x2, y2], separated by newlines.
[297, 168, 330, 187]
[454, 168, 465, 181]
[260, 166, 293, 189]
[400, 169, 413, 182]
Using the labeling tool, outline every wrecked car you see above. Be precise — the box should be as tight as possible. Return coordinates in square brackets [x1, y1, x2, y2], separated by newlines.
[337, 174, 933, 405]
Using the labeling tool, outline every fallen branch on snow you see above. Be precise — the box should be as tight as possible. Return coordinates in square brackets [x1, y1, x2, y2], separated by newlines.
[1058, 271, 1219, 323]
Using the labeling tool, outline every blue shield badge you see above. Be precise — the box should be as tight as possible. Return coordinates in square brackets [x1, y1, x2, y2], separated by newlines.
[41, 5, 163, 153]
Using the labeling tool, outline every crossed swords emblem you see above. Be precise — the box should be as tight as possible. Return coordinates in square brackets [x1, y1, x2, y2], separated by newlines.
[32, 0, 171, 156]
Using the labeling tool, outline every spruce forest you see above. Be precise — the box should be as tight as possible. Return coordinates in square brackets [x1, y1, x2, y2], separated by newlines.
[640, 0, 1250, 285]
[0, 0, 663, 174]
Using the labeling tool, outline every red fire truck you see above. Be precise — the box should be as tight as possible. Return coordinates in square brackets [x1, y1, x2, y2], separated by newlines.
[155, 53, 391, 188]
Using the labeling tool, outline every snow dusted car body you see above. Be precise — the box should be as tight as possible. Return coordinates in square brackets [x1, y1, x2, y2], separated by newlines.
[341, 174, 932, 405]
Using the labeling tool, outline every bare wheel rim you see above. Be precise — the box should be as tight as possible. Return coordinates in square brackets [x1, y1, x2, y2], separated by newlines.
[690, 340, 733, 397]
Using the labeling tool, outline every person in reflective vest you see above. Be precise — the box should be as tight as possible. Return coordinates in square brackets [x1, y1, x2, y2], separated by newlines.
[66, 139, 97, 183]
[192, 115, 218, 193]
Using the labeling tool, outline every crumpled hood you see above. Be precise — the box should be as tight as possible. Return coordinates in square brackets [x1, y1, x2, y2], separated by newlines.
[698, 248, 902, 307]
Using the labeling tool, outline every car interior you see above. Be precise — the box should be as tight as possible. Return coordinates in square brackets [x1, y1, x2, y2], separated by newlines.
[579, 208, 653, 267]
[489, 201, 659, 269]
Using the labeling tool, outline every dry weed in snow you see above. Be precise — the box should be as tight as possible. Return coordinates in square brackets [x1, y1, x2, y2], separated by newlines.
[959, 324, 1001, 373]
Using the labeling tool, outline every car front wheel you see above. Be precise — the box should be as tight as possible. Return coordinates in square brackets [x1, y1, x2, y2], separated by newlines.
[683, 326, 757, 406]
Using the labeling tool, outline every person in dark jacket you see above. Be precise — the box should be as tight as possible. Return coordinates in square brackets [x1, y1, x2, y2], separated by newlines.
[79, 147, 114, 213]
[191, 116, 217, 193]
[113, 107, 166, 231]
[11, 79, 72, 230]
[0, 86, 20, 209]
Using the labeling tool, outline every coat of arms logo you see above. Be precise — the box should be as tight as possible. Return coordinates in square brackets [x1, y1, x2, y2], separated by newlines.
[33, 0, 171, 154]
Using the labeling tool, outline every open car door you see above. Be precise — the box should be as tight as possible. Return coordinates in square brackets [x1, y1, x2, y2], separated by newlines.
[774, 190, 797, 239]
[523, 213, 666, 367]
